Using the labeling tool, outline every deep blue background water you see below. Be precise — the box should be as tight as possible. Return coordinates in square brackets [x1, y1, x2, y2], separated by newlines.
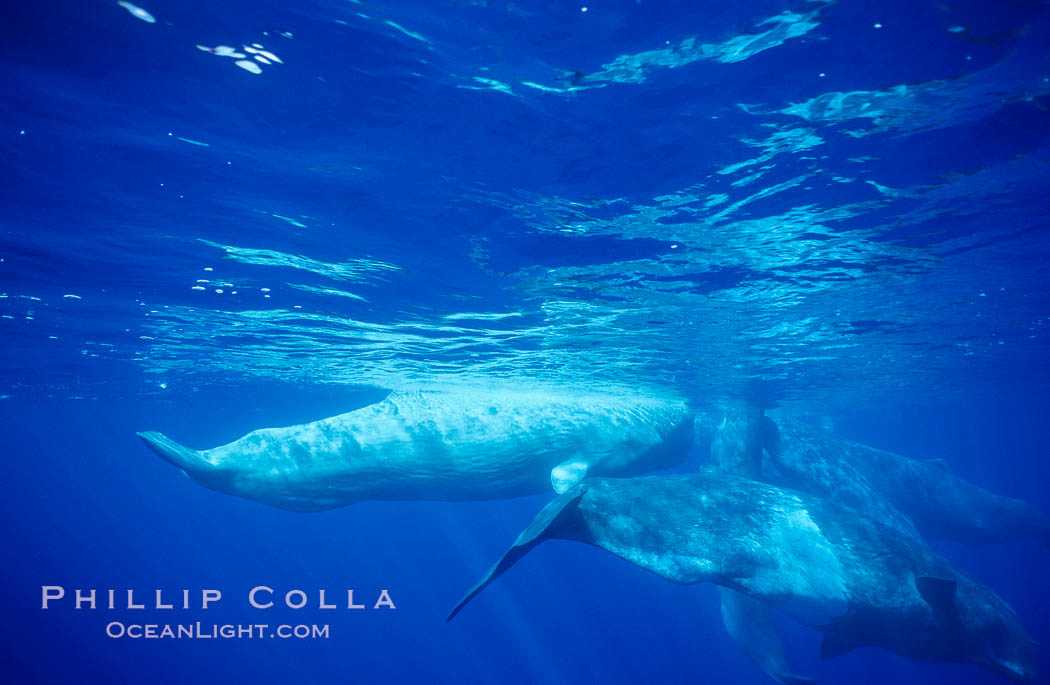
[2, 0, 1049, 682]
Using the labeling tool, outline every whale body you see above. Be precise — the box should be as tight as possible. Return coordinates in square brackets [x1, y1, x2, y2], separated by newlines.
[138, 389, 694, 511]
[448, 473, 1036, 682]
[700, 404, 1050, 684]
[765, 414, 1050, 547]
[694, 408, 1050, 547]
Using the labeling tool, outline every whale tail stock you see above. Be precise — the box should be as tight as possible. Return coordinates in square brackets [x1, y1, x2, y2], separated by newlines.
[137, 431, 211, 477]
[446, 484, 587, 623]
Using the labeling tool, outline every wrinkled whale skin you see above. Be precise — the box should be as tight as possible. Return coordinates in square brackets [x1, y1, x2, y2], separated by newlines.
[450, 473, 1036, 682]
[139, 389, 694, 511]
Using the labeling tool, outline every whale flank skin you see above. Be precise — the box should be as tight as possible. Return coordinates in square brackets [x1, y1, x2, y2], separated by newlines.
[449, 473, 1037, 682]
[138, 389, 694, 511]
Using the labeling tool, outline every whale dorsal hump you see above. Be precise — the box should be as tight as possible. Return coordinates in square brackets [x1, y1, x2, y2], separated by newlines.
[916, 576, 957, 615]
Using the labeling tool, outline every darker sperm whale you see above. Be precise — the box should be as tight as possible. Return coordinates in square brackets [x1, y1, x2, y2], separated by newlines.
[701, 403, 1050, 684]
[694, 408, 1050, 547]
[448, 473, 1037, 682]
[765, 414, 1050, 546]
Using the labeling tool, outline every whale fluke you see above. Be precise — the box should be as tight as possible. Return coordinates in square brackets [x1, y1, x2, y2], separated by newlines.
[446, 485, 587, 623]
[137, 431, 209, 475]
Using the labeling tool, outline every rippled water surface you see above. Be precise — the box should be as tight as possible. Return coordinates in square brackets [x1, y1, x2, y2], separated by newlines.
[4, 0, 1048, 408]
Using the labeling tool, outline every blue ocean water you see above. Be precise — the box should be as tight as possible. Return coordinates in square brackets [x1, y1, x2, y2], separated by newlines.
[2, 0, 1049, 682]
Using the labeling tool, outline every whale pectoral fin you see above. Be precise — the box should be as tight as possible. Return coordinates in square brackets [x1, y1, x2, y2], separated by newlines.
[915, 576, 957, 616]
[820, 633, 859, 660]
[551, 459, 589, 494]
[760, 415, 780, 458]
[719, 588, 818, 685]
[447, 484, 587, 623]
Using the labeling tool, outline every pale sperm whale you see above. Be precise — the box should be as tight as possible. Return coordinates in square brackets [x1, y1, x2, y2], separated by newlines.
[138, 389, 694, 511]
[448, 473, 1037, 682]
